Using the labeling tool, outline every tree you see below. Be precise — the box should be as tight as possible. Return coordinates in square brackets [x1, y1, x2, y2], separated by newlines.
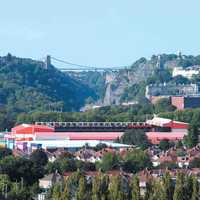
[184, 123, 199, 148]
[0, 174, 12, 198]
[0, 148, 12, 160]
[93, 143, 107, 151]
[0, 156, 43, 185]
[144, 179, 153, 200]
[162, 172, 173, 200]
[191, 176, 199, 200]
[96, 153, 120, 172]
[30, 149, 48, 166]
[119, 129, 150, 149]
[66, 171, 82, 199]
[122, 149, 152, 173]
[148, 179, 167, 200]
[184, 175, 193, 200]
[9, 186, 32, 200]
[92, 173, 109, 200]
[76, 177, 88, 200]
[131, 176, 140, 200]
[173, 173, 184, 200]
[189, 158, 200, 168]
[92, 175, 101, 200]
[61, 182, 70, 200]
[171, 75, 190, 84]
[176, 140, 183, 148]
[6, 53, 12, 62]
[108, 176, 125, 200]
[154, 98, 176, 113]
[46, 157, 77, 174]
[159, 139, 173, 151]
[50, 183, 62, 200]
[59, 158, 77, 173]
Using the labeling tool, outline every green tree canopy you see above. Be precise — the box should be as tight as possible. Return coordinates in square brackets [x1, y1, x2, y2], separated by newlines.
[159, 139, 174, 151]
[173, 173, 184, 200]
[122, 149, 152, 173]
[0, 148, 12, 160]
[96, 153, 120, 172]
[184, 123, 199, 148]
[154, 98, 176, 113]
[119, 129, 150, 149]
[30, 149, 48, 166]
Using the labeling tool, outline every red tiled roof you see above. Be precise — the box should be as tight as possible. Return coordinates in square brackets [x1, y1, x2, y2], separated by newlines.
[12, 124, 54, 134]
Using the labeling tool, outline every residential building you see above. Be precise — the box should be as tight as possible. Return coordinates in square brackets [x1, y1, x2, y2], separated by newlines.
[172, 66, 200, 79]
[145, 83, 199, 104]
[171, 96, 200, 110]
[39, 172, 63, 190]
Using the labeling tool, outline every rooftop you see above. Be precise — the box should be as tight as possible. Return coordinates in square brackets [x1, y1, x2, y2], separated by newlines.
[146, 117, 188, 128]
[26, 140, 131, 149]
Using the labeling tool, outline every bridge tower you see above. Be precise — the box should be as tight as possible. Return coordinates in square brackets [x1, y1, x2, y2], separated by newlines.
[44, 55, 51, 69]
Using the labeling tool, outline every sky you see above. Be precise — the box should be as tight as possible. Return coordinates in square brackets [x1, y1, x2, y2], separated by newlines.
[1, 0, 200, 68]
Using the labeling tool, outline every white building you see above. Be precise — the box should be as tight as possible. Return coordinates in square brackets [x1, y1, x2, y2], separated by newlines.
[26, 140, 130, 152]
[172, 67, 199, 79]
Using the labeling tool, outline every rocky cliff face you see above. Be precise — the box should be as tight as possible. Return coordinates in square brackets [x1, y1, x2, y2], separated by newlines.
[102, 53, 200, 105]
[103, 57, 157, 105]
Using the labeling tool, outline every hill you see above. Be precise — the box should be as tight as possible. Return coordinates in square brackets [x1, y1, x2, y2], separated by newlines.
[0, 53, 96, 114]
[71, 53, 200, 106]
[67, 70, 107, 100]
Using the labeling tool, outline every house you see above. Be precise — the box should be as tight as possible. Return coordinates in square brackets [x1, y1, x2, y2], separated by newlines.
[39, 172, 63, 189]
[75, 149, 97, 163]
[150, 147, 180, 167]
[45, 151, 57, 163]
[12, 148, 29, 158]
[187, 143, 200, 156]
[177, 155, 189, 168]
[171, 96, 200, 110]
[138, 169, 153, 196]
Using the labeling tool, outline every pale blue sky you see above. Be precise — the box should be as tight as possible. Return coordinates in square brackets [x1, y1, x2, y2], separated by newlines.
[1, 0, 200, 68]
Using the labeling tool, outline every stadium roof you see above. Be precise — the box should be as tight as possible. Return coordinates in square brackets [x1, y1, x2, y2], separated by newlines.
[146, 117, 188, 129]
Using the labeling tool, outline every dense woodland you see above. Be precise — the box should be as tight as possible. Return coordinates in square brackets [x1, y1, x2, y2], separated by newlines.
[0, 53, 96, 114]
[0, 96, 175, 130]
